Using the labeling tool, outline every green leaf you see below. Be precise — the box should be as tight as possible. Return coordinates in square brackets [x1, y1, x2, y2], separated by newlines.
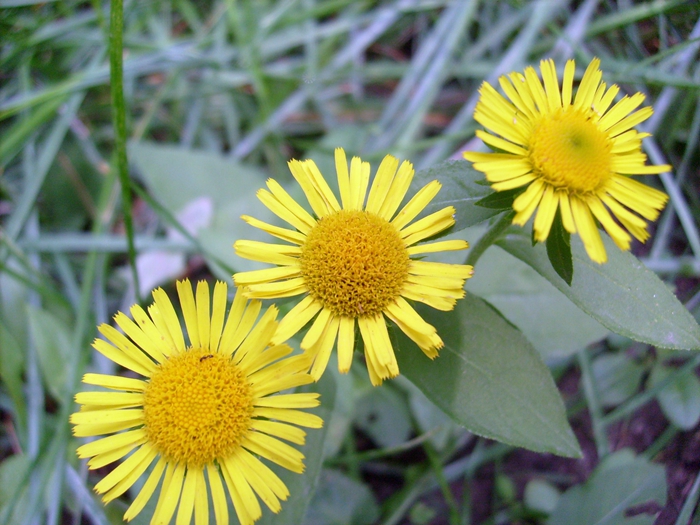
[25, 305, 73, 401]
[650, 363, 700, 430]
[0, 320, 26, 428]
[303, 469, 379, 525]
[466, 244, 608, 359]
[130, 142, 268, 214]
[258, 371, 336, 525]
[0, 96, 66, 169]
[405, 380, 461, 450]
[129, 142, 274, 273]
[549, 449, 666, 525]
[546, 213, 573, 286]
[591, 354, 644, 407]
[410, 160, 501, 232]
[474, 186, 523, 210]
[524, 479, 560, 514]
[0, 454, 31, 510]
[0, 261, 30, 349]
[396, 294, 581, 457]
[498, 230, 700, 351]
[354, 385, 412, 448]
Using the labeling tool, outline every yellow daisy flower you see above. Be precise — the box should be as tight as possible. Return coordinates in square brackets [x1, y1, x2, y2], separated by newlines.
[463, 58, 670, 263]
[233, 148, 473, 386]
[71, 279, 322, 525]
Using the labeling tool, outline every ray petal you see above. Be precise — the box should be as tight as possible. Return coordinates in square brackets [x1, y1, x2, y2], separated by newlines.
[532, 184, 558, 242]
[571, 196, 606, 263]
[266, 178, 317, 230]
[330, 147, 350, 211]
[207, 463, 229, 525]
[209, 281, 227, 354]
[240, 215, 306, 245]
[377, 160, 415, 220]
[176, 468, 198, 525]
[123, 457, 167, 522]
[302, 159, 341, 214]
[308, 315, 340, 381]
[561, 59, 575, 107]
[540, 59, 561, 111]
[177, 279, 200, 348]
[151, 287, 186, 352]
[392, 181, 441, 231]
[587, 196, 632, 250]
[271, 296, 323, 345]
[288, 159, 332, 218]
[196, 281, 211, 350]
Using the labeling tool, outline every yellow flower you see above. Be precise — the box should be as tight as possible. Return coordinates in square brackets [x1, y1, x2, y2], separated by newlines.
[463, 58, 670, 263]
[71, 280, 322, 525]
[233, 148, 473, 386]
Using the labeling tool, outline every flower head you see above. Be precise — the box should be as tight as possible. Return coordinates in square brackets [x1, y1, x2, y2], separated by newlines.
[463, 58, 670, 263]
[71, 280, 322, 525]
[234, 148, 473, 386]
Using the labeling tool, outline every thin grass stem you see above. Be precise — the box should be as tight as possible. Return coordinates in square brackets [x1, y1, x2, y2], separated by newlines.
[577, 348, 610, 459]
[110, 0, 140, 302]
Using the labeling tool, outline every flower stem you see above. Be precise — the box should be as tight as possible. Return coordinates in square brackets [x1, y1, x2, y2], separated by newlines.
[465, 211, 514, 267]
[577, 348, 610, 459]
[110, 0, 140, 302]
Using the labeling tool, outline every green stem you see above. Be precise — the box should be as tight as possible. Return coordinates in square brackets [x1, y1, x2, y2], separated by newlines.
[603, 353, 700, 426]
[424, 441, 461, 525]
[326, 428, 439, 466]
[577, 348, 609, 459]
[110, 0, 141, 301]
[465, 211, 514, 267]
[644, 425, 678, 460]
[677, 470, 700, 525]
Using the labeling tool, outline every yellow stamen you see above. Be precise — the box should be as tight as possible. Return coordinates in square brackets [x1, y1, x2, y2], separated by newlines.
[529, 108, 612, 193]
[300, 209, 409, 318]
[143, 349, 253, 467]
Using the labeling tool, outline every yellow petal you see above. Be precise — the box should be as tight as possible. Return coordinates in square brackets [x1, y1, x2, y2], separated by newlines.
[532, 184, 558, 242]
[335, 147, 352, 209]
[196, 280, 211, 350]
[377, 160, 414, 221]
[308, 315, 340, 381]
[176, 468, 198, 525]
[571, 196, 607, 264]
[392, 180, 441, 230]
[271, 296, 323, 345]
[240, 214, 306, 245]
[366, 154, 399, 214]
[207, 463, 230, 525]
[123, 457, 167, 522]
[177, 279, 200, 348]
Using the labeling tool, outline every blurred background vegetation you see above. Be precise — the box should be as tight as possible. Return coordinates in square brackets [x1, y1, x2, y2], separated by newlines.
[1, 0, 700, 524]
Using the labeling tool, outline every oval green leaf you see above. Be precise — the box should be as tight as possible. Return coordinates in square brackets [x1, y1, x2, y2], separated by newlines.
[549, 449, 666, 525]
[129, 141, 274, 274]
[411, 159, 501, 232]
[26, 305, 73, 401]
[498, 229, 700, 351]
[650, 363, 700, 430]
[396, 294, 582, 458]
[467, 245, 608, 359]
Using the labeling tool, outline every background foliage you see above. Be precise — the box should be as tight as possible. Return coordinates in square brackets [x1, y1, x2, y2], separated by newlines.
[1, 1, 700, 524]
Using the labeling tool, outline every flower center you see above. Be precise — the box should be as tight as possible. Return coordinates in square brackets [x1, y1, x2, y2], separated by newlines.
[143, 349, 253, 467]
[300, 210, 410, 318]
[529, 108, 612, 193]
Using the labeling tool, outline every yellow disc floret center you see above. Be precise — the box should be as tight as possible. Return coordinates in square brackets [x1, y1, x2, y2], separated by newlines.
[529, 108, 612, 193]
[301, 209, 410, 318]
[143, 349, 253, 467]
